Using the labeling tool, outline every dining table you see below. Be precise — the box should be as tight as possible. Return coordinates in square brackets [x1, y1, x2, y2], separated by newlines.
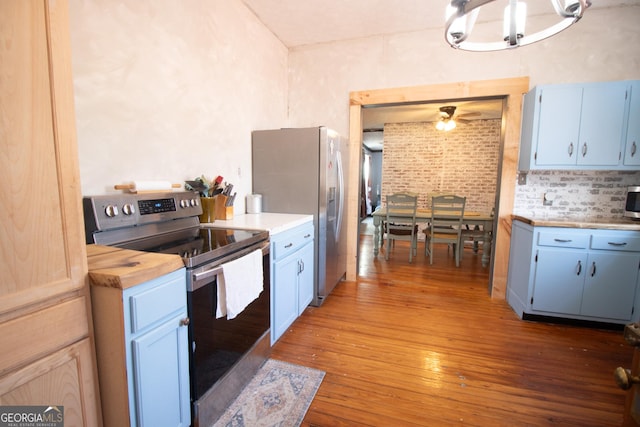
[371, 207, 494, 267]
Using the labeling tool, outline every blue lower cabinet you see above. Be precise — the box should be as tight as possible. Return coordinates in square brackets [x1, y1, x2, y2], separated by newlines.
[270, 221, 314, 344]
[507, 221, 640, 324]
[92, 268, 191, 427]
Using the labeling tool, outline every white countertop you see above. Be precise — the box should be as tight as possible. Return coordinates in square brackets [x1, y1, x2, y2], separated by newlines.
[201, 212, 313, 235]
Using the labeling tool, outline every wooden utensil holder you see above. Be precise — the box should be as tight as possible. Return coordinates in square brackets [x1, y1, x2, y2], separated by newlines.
[214, 195, 233, 220]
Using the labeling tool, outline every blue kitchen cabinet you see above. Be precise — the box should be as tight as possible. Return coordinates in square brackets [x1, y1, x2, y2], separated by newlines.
[297, 240, 315, 312]
[531, 247, 587, 316]
[624, 81, 640, 166]
[271, 221, 314, 344]
[519, 80, 632, 171]
[507, 220, 640, 324]
[92, 268, 191, 427]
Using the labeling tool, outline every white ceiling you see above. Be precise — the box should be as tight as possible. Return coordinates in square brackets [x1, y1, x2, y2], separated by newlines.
[362, 99, 504, 150]
[240, 0, 631, 150]
[363, 98, 504, 130]
[241, 0, 629, 48]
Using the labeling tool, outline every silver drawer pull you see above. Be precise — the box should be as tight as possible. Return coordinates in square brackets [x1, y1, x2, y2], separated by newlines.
[607, 242, 627, 247]
[304, 233, 311, 239]
[284, 243, 293, 248]
[554, 238, 572, 243]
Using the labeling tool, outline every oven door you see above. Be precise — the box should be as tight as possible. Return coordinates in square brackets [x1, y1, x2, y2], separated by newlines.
[186, 243, 270, 401]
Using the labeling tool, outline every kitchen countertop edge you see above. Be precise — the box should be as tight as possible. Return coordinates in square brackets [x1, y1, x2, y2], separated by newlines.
[201, 213, 314, 235]
[86, 244, 185, 290]
[513, 215, 640, 231]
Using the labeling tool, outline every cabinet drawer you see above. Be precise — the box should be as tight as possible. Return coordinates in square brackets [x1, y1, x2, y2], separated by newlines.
[128, 269, 186, 334]
[272, 223, 314, 260]
[537, 231, 589, 248]
[591, 234, 640, 252]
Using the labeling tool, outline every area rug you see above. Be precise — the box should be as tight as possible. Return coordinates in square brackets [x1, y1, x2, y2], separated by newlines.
[212, 359, 325, 427]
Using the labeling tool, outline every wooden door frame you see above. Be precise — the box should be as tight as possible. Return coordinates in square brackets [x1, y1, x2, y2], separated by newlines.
[345, 77, 530, 299]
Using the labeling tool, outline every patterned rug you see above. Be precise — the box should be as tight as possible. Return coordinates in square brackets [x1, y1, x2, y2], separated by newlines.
[212, 359, 325, 427]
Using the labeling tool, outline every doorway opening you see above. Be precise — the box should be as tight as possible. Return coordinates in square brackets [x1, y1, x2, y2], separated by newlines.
[346, 77, 530, 300]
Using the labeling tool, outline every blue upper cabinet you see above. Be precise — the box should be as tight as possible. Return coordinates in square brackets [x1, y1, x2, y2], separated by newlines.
[624, 81, 640, 167]
[519, 80, 636, 171]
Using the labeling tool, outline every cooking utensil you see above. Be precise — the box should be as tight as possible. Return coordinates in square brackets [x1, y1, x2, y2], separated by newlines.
[115, 181, 181, 193]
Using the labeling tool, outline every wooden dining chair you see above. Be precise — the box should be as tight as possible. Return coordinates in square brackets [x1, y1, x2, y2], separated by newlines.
[460, 206, 494, 259]
[424, 195, 466, 267]
[384, 193, 418, 263]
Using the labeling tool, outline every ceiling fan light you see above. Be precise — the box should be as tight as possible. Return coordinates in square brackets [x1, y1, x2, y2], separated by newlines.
[445, 120, 457, 131]
[436, 118, 457, 131]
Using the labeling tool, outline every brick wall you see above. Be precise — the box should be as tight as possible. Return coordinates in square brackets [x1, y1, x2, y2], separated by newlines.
[513, 170, 640, 219]
[382, 120, 500, 213]
[381, 120, 640, 220]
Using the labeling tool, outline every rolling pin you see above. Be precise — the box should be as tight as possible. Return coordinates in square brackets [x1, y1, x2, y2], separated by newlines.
[114, 181, 182, 193]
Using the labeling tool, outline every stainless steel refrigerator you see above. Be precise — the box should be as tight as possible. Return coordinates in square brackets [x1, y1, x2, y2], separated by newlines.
[252, 126, 348, 306]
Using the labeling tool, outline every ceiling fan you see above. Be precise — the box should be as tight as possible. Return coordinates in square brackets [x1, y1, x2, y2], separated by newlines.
[436, 105, 480, 131]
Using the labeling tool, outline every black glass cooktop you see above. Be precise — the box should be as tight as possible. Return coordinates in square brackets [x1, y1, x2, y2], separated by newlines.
[116, 227, 268, 269]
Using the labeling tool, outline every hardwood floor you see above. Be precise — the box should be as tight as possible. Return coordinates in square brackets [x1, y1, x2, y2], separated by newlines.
[270, 233, 632, 426]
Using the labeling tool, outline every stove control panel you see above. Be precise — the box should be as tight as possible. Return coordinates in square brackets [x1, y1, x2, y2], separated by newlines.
[138, 197, 177, 215]
[83, 191, 202, 234]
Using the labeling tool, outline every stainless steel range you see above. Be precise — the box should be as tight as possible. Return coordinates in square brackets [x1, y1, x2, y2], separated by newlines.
[83, 191, 271, 426]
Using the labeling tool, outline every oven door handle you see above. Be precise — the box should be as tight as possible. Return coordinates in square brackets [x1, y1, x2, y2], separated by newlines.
[192, 266, 223, 288]
[189, 242, 270, 292]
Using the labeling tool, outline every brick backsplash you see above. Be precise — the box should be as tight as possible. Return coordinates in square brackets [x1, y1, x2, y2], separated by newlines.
[382, 120, 640, 220]
[382, 120, 500, 213]
[513, 170, 640, 219]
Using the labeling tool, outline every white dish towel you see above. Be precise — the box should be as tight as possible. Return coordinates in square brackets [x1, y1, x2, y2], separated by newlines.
[216, 249, 264, 320]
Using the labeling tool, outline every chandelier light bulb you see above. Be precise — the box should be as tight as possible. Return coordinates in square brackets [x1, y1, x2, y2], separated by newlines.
[503, 1, 527, 45]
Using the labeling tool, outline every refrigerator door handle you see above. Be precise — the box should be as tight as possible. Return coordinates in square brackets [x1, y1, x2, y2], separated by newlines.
[336, 150, 344, 241]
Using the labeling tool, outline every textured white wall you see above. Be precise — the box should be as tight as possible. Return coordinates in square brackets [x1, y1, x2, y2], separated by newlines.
[69, 0, 288, 212]
[68, 1, 640, 217]
[286, 5, 640, 220]
[287, 6, 640, 136]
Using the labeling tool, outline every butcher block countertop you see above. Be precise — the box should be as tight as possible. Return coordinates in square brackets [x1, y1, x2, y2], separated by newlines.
[86, 244, 184, 289]
[513, 215, 640, 231]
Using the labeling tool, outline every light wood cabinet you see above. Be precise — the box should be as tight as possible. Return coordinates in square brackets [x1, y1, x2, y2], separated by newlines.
[0, 1, 102, 425]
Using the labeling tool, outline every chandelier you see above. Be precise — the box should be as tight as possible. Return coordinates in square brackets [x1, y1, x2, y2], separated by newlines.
[445, 0, 591, 52]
